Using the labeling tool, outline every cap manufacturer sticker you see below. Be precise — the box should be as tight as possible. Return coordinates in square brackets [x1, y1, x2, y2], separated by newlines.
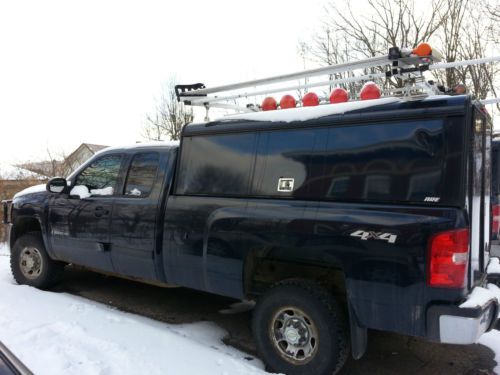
[277, 178, 294, 192]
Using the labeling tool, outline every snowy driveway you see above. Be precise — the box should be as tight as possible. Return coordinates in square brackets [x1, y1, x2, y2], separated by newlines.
[2, 242, 500, 374]
[0, 244, 268, 375]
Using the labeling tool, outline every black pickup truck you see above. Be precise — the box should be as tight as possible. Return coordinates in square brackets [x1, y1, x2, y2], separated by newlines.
[3, 95, 498, 375]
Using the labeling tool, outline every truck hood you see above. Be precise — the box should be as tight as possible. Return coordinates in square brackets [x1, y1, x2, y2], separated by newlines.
[13, 184, 47, 199]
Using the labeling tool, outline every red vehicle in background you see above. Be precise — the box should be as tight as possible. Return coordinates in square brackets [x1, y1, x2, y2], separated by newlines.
[492, 138, 500, 241]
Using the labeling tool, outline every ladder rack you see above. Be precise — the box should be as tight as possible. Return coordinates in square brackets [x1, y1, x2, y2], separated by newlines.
[175, 44, 500, 115]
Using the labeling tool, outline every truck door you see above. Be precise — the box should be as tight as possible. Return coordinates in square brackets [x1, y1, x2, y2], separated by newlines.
[469, 106, 492, 285]
[48, 154, 124, 271]
[109, 151, 173, 281]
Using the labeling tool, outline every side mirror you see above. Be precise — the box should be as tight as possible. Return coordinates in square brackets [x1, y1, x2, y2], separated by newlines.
[46, 177, 67, 194]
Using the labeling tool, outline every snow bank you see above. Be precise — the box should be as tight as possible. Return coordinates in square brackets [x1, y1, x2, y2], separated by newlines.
[460, 258, 500, 309]
[0, 251, 269, 375]
[0, 163, 45, 180]
[13, 184, 46, 199]
[460, 284, 500, 309]
[488, 257, 500, 274]
[218, 97, 401, 123]
[0, 242, 8, 255]
[479, 330, 500, 373]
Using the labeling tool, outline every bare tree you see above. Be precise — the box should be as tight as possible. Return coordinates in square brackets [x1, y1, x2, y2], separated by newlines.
[143, 78, 194, 141]
[304, 0, 499, 100]
[429, 0, 500, 102]
[17, 147, 68, 178]
[487, 0, 500, 24]
[308, 0, 446, 91]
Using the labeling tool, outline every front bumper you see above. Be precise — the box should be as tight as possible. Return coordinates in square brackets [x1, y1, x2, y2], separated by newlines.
[427, 298, 498, 344]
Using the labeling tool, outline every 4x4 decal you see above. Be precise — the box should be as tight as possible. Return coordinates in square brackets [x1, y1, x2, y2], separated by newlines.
[350, 230, 397, 244]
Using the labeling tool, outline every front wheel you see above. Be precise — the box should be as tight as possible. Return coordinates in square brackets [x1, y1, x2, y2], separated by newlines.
[10, 232, 64, 289]
[252, 280, 349, 375]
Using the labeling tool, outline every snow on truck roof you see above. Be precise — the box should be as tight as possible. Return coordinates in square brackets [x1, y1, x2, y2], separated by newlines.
[95, 141, 180, 155]
[184, 94, 467, 131]
[216, 97, 403, 123]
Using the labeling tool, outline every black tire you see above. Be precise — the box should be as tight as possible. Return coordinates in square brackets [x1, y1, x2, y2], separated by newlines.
[10, 232, 64, 289]
[252, 280, 349, 375]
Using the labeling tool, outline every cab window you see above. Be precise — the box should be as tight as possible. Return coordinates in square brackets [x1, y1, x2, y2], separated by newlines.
[123, 152, 160, 197]
[74, 154, 123, 196]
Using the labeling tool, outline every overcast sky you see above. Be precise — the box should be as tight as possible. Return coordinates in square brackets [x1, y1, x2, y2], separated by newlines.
[0, 0, 327, 165]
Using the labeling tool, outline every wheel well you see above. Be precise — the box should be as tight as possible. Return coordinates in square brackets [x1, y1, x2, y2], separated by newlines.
[244, 256, 346, 300]
[11, 218, 42, 247]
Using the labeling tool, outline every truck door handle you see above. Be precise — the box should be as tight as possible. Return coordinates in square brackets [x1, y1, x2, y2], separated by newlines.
[94, 206, 109, 217]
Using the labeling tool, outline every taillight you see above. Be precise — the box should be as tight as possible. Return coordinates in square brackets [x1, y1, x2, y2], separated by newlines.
[427, 228, 469, 288]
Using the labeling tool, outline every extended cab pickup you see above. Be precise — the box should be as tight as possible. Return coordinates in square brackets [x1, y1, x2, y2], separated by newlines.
[3, 95, 499, 375]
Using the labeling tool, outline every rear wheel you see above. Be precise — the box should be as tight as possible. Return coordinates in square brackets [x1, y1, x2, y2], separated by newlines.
[10, 232, 64, 289]
[252, 280, 349, 375]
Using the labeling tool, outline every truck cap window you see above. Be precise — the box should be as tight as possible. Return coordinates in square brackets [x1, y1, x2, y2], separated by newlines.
[124, 152, 160, 197]
[177, 117, 463, 205]
[177, 133, 256, 196]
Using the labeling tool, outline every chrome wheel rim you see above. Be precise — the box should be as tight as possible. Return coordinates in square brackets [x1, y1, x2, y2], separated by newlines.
[19, 247, 43, 280]
[270, 306, 319, 364]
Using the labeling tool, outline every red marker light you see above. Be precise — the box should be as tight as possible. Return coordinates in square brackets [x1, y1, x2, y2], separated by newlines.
[360, 82, 381, 100]
[329, 88, 349, 104]
[412, 43, 432, 57]
[280, 95, 296, 109]
[302, 92, 319, 107]
[262, 97, 277, 111]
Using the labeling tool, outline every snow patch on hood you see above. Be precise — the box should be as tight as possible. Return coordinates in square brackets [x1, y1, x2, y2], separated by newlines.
[13, 184, 46, 199]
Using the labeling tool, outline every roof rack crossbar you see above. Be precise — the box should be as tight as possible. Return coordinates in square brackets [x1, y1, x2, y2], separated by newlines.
[190, 55, 394, 96]
[430, 56, 500, 70]
[176, 45, 500, 116]
[481, 98, 500, 105]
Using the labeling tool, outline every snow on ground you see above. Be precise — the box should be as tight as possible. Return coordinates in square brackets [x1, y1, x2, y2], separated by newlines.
[5, 236, 500, 374]
[488, 257, 500, 274]
[0, 163, 45, 180]
[0, 243, 270, 375]
[480, 330, 500, 373]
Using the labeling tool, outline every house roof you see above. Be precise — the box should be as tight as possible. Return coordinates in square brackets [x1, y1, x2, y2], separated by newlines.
[16, 143, 110, 178]
[65, 143, 109, 163]
[84, 143, 108, 153]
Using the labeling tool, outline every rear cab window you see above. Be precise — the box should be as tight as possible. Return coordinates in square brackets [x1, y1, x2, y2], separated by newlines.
[123, 152, 160, 197]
